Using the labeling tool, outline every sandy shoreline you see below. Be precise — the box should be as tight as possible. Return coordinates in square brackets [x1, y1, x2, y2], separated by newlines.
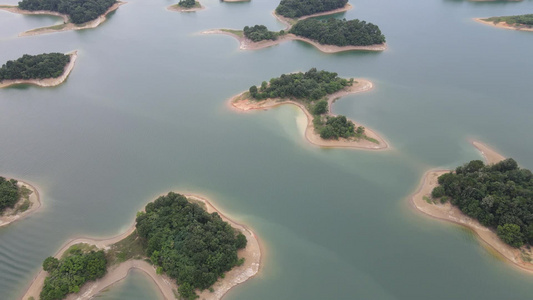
[202, 30, 386, 52]
[0, 1, 125, 36]
[273, 3, 353, 30]
[474, 18, 533, 32]
[166, 2, 205, 12]
[410, 140, 533, 275]
[19, 193, 261, 300]
[229, 79, 389, 150]
[0, 178, 41, 227]
[0, 51, 78, 89]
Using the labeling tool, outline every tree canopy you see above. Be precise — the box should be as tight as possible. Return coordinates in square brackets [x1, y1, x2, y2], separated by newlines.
[290, 18, 386, 46]
[136, 192, 247, 300]
[0, 53, 70, 81]
[486, 14, 533, 26]
[275, 0, 348, 18]
[40, 248, 107, 300]
[243, 25, 279, 42]
[18, 0, 116, 24]
[178, 0, 197, 8]
[0, 177, 20, 213]
[433, 158, 533, 248]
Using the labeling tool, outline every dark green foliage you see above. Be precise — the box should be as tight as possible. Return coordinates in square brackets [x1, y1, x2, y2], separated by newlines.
[486, 14, 533, 26]
[319, 115, 355, 140]
[0, 53, 70, 81]
[178, 0, 196, 8]
[249, 68, 350, 101]
[312, 100, 328, 115]
[275, 0, 347, 18]
[290, 18, 385, 46]
[0, 177, 19, 213]
[136, 192, 247, 300]
[40, 249, 107, 300]
[18, 0, 116, 24]
[433, 158, 533, 248]
[243, 25, 278, 42]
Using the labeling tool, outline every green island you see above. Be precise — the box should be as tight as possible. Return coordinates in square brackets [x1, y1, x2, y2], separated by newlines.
[243, 25, 281, 42]
[0, 177, 28, 214]
[431, 158, 533, 248]
[0, 53, 70, 82]
[482, 14, 533, 30]
[35, 192, 248, 300]
[245, 68, 375, 142]
[275, 0, 348, 18]
[17, 0, 116, 24]
[170, 0, 202, 10]
[40, 245, 107, 300]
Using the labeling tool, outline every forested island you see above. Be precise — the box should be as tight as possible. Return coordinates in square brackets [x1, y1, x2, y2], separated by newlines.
[231, 68, 388, 149]
[167, 0, 204, 12]
[22, 192, 260, 300]
[275, 0, 348, 18]
[0, 0, 124, 36]
[0, 176, 40, 227]
[0, 52, 77, 88]
[412, 141, 533, 274]
[476, 14, 533, 32]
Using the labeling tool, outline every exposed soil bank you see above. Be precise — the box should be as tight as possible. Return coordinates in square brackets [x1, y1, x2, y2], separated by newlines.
[0, 179, 40, 227]
[229, 79, 389, 150]
[410, 140, 533, 275]
[19, 193, 261, 300]
[0, 51, 78, 89]
[474, 18, 533, 32]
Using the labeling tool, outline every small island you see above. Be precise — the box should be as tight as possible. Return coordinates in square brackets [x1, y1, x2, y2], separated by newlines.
[275, 0, 349, 19]
[0, 52, 77, 88]
[21, 192, 261, 300]
[230, 68, 388, 150]
[0, 176, 40, 227]
[411, 141, 533, 274]
[204, 18, 386, 52]
[475, 14, 533, 32]
[167, 0, 204, 12]
[0, 0, 124, 36]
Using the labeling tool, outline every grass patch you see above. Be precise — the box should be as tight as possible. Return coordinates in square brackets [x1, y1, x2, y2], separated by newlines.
[106, 231, 145, 265]
[25, 23, 67, 34]
[363, 135, 379, 144]
[221, 28, 244, 37]
[62, 243, 98, 259]
[485, 14, 533, 27]
[423, 196, 433, 204]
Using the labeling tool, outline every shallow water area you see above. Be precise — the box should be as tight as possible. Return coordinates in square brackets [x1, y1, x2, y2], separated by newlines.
[1, 0, 533, 299]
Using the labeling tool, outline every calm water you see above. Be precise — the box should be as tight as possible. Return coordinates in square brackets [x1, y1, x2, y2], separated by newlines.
[1, 0, 533, 299]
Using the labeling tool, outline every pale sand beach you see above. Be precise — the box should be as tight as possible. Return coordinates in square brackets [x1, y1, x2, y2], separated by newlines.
[410, 141, 533, 275]
[474, 18, 533, 32]
[0, 2, 125, 37]
[167, 2, 205, 12]
[0, 179, 40, 227]
[0, 51, 78, 89]
[229, 79, 389, 150]
[19, 193, 261, 300]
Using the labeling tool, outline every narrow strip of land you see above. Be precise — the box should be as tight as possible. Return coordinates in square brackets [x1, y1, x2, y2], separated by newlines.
[474, 18, 533, 32]
[0, 51, 77, 89]
[230, 79, 388, 150]
[410, 141, 533, 274]
[0, 179, 40, 227]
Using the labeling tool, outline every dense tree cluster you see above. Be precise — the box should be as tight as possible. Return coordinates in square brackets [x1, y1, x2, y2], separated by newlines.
[178, 0, 196, 8]
[432, 159, 533, 248]
[290, 18, 385, 46]
[243, 25, 279, 42]
[40, 249, 107, 300]
[0, 177, 20, 213]
[0, 53, 70, 81]
[317, 115, 364, 140]
[486, 14, 533, 26]
[18, 0, 116, 24]
[136, 192, 247, 300]
[248, 68, 351, 101]
[275, 0, 347, 18]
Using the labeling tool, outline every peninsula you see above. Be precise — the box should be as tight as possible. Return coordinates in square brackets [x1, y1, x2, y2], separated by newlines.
[411, 141, 533, 274]
[0, 52, 77, 88]
[20, 192, 261, 300]
[0, 176, 40, 227]
[204, 18, 386, 52]
[475, 14, 533, 32]
[230, 68, 388, 150]
[167, 0, 204, 12]
[0, 0, 125, 36]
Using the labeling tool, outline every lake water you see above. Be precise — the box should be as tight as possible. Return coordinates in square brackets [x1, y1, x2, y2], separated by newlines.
[1, 0, 533, 299]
